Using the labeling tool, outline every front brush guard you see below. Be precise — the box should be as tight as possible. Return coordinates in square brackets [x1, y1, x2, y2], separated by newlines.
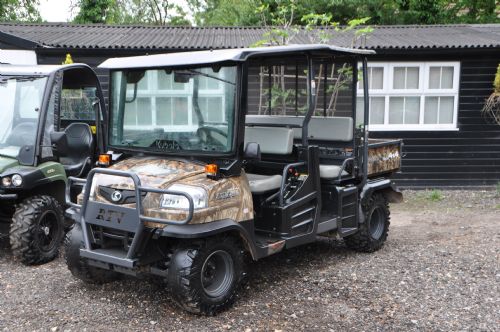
[66, 168, 194, 268]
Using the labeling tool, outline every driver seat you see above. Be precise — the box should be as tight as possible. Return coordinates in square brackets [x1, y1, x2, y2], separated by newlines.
[59, 123, 94, 177]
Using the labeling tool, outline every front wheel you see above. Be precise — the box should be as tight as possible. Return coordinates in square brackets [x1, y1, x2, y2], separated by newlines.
[167, 236, 246, 315]
[65, 223, 120, 284]
[10, 195, 65, 265]
[344, 193, 390, 252]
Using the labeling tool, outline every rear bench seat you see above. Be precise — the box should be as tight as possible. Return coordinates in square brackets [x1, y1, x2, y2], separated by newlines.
[244, 126, 293, 194]
[246, 115, 353, 180]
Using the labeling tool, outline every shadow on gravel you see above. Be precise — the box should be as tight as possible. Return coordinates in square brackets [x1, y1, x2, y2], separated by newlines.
[0, 222, 11, 254]
[61, 237, 359, 317]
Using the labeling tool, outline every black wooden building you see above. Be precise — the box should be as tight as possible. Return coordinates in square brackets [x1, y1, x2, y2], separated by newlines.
[0, 23, 499, 188]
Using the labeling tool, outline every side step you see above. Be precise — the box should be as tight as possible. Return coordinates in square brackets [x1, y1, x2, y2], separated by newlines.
[80, 248, 137, 269]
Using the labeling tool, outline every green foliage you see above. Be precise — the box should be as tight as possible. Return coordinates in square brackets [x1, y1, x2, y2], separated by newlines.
[189, 0, 499, 27]
[73, 0, 190, 25]
[427, 189, 444, 202]
[73, 0, 118, 24]
[0, 0, 40, 22]
[494, 64, 500, 94]
[188, 0, 260, 26]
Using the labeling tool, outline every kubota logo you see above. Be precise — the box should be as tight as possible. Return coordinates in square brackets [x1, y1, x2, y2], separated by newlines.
[111, 190, 122, 202]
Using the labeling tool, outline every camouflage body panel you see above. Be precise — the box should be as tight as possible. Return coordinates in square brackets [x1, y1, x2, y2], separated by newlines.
[87, 156, 254, 228]
[367, 140, 402, 176]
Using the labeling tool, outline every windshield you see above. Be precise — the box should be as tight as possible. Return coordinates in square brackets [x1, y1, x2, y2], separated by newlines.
[0, 76, 47, 159]
[109, 66, 237, 154]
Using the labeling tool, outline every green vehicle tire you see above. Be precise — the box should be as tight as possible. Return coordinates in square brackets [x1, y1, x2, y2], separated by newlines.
[65, 223, 120, 284]
[344, 193, 390, 253]
[10, 195, 65, 265]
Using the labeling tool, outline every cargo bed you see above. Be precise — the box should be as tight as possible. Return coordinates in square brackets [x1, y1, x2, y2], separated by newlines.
[367, 139, 402, 176]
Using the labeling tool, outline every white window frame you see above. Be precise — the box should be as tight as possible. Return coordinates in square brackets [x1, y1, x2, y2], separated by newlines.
[358, 61, 460, 131]
[124, 70, 227, 131]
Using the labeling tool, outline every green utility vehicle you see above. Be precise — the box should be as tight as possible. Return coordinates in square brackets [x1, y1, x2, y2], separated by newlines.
[65, 45, 402, 315]
[0, 64, 106, 265]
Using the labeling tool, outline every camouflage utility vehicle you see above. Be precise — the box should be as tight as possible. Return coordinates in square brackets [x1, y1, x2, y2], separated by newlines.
[0, 64, 106, 264]
[65, 45, 402, 315]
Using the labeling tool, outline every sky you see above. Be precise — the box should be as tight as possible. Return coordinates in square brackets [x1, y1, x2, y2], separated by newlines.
[38, 0, 74, 22]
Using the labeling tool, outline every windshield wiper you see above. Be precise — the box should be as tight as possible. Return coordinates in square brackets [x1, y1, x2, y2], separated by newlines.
[0, 75, 45, 84]
[187, 70, 235, 85]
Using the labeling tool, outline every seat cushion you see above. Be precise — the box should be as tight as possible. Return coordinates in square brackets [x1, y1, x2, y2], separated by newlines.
[319, 165, 348, 179]
[246, 173, 282, 194]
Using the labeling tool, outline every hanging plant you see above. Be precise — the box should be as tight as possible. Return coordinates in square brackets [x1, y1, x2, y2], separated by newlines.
[482, 64, 500, 125]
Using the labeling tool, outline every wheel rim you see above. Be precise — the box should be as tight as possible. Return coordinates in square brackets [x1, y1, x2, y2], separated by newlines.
[36, 210, 60, 252]
[369, 208, 385, 240]
[201, 250, 234, 298]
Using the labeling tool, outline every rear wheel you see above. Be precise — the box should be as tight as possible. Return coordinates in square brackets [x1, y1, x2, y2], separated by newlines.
[344, 193, 390, 252]
[10, 195, 65, 265]
[167, 236, 246, 315]
[65, 223, 120, 284]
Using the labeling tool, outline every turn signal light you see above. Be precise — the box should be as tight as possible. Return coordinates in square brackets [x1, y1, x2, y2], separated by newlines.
[98, 154, 111, 167]
[205, 164, 218, 177]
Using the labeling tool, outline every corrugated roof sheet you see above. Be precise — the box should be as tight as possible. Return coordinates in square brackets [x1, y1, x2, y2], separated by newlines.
[0, 23, 498, 50]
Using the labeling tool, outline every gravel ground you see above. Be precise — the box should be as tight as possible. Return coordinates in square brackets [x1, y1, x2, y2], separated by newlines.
[0, 190, 499, 331]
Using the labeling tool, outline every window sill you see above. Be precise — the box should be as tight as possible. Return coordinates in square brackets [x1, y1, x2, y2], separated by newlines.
[368, 126, 459, 132]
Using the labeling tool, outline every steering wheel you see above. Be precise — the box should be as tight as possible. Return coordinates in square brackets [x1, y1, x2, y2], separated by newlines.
[196, 126, 228, 147]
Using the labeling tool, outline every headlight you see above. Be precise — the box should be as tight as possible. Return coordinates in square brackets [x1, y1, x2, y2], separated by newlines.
[2, 177, 11, 187]
[160, 184, 208, 210]
[11, 174, 22, 187]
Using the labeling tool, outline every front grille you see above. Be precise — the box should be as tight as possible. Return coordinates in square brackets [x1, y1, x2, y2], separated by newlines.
[98, 186, 147, 205]
[90, 224, 133, 250]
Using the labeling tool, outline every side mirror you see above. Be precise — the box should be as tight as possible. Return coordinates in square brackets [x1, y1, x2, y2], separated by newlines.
[50, 131, 69, 156]
[244, 142, 261, 161]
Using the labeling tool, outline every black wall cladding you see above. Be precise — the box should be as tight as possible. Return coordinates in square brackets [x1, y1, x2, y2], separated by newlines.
[37, 50, 500, 188]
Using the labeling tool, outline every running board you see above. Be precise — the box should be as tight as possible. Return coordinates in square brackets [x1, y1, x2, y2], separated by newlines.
[80, 248, 137, 269]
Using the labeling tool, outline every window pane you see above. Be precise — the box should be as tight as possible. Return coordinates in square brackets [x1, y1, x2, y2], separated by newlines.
[207, 98, 223, 122]
[124, 103, 137, 125]
[156, 97, 172, 125]
[393, 68, 405, 89]
[405, 97, 420, 124]
[370, 67, 384, 89]
[429, 67, 441, 89]
[406, 68, 419, 89]
[172, 97, 188, 125]
[356, 97, 364, 126]
[370, 97, 385, 124]
[424, 97, 439, 124]
[389, 97, 404, 124]
[441, 67, 454, 89]
[439, 97, 454, 123]
[137, 98, 152, 125]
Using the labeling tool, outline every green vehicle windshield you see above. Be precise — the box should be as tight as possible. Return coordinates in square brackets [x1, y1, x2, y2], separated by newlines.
[109, 66, 237, 154]
[0, 76, 47, 159]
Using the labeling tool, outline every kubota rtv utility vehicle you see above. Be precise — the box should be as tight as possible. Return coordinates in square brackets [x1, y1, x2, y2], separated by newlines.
[65, 45, 402, 315]
[0, 64, 106, 265]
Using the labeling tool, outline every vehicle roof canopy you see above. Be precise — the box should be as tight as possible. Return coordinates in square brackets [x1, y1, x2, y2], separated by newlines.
[99, 44, 375, 70]
[0, 63, 94, 76]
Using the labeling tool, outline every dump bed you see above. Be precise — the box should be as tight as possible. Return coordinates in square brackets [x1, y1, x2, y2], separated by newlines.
[367, 139, 402, 176]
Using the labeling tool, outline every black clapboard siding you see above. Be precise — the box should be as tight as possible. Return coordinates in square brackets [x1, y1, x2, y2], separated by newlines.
[371, 55, 500, 188]
[34, 48, 500, 188]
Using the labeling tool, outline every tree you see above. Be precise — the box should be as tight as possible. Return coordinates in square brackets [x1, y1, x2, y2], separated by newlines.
[188, 0, 260, 26]
[0, 0, 41, 22]
[73, 0, 190, 25]
[73, 0, 121, 24]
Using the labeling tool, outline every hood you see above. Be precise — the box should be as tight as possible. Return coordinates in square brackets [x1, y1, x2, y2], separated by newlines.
[93, 156, 205, 190]
[0, 156, 20, 174]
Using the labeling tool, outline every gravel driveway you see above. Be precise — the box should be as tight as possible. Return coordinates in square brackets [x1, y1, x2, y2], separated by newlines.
[0, 190, 499, 331]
